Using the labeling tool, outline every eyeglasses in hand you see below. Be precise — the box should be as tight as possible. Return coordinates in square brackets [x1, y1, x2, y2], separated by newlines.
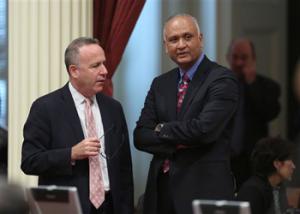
[98, 124, 125, 160]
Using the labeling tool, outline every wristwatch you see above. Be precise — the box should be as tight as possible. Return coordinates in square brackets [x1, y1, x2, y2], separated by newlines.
[154, 123, 164, 133]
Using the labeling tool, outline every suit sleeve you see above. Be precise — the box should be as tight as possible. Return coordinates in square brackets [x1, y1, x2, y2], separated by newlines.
[134, 78, 177, 156]
[158, 73, 239, 146]
[21, 99, 73, 176]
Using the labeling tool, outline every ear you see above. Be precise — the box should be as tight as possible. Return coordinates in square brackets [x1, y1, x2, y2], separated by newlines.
[199, 33, 203, 41]
[69, 65, 79, 78]
[199, 33, 204, 49]
[164, 40, 169, 54]
[273, 160, 282, 170]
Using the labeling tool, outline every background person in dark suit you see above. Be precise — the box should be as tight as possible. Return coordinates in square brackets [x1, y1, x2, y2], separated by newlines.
[227, 38, 281, 192]
[21, 37, 133, 214]
[134, 14, 239, 214]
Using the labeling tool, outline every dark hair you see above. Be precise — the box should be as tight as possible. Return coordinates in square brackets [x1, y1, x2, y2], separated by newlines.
[251, 136, 294, 177]
[64, 37, 100, 73]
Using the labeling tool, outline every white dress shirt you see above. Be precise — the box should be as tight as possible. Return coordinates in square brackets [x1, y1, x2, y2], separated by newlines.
[69, 82, 110, 191]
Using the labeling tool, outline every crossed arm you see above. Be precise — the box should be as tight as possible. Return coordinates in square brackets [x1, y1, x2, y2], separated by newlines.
[134, 74, 239, 156]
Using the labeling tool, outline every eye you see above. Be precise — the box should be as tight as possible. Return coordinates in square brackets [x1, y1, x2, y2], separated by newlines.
[184, 34, 193, 41]
[92, 63, 101, 68]
[168, 37, 178, 44]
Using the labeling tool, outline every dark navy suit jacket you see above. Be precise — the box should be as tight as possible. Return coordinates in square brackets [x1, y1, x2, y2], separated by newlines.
[134, 56, 239, 214]
[21, 83, 133, 214]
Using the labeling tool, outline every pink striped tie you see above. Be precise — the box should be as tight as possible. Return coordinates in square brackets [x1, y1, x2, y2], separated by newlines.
[85, 98, 105, 209]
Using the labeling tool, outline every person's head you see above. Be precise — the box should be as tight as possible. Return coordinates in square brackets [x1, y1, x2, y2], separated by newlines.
[65, 37, 108, 98]
[251, 137, 295, 182]
[0, 180, 29, 214]
[226, 38, 256, 78]
[163, 14, 203, 70]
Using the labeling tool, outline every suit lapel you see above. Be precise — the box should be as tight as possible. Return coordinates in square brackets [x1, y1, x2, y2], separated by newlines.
[178, 56, 211, 118]
[96, 94, 113, 157]
[60, 83, 84, 144]
[165, 69, 179, 120]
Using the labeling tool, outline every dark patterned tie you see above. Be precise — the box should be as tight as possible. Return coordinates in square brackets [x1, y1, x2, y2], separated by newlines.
[162, 73, 191, 173]
[177, 72, 190, 112]
[176, 73, 190, 150]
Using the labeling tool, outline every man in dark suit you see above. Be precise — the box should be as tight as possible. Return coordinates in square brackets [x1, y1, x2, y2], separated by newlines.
[227, 38, 281, 192]
[21, 37, 133, 214]
[134, 14, 239, 214]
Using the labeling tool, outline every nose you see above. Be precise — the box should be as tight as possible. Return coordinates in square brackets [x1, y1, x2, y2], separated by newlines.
[100, 64, 108, 75]
[177, 38, 187, 49]
[291, 161, 296, 169]
[237, 57, 247, 68]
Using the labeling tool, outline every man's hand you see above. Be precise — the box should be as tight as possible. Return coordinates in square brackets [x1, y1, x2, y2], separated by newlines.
[242, 61, 256, 84]
[154, 123, 164, 133]
[71, 137, 101, 161]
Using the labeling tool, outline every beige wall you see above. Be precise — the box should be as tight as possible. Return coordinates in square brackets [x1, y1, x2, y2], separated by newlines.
[8, 0, 92, 186]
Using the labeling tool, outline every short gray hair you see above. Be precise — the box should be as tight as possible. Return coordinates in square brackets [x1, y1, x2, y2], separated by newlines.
[64, 37, 100, 72]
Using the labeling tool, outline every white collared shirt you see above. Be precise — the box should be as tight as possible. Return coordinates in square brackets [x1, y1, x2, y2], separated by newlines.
[69, 82, 110, 190]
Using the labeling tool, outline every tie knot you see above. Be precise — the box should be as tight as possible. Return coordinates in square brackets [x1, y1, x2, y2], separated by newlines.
[85, 98, 93, 105]
[182, 73, 190, 82]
